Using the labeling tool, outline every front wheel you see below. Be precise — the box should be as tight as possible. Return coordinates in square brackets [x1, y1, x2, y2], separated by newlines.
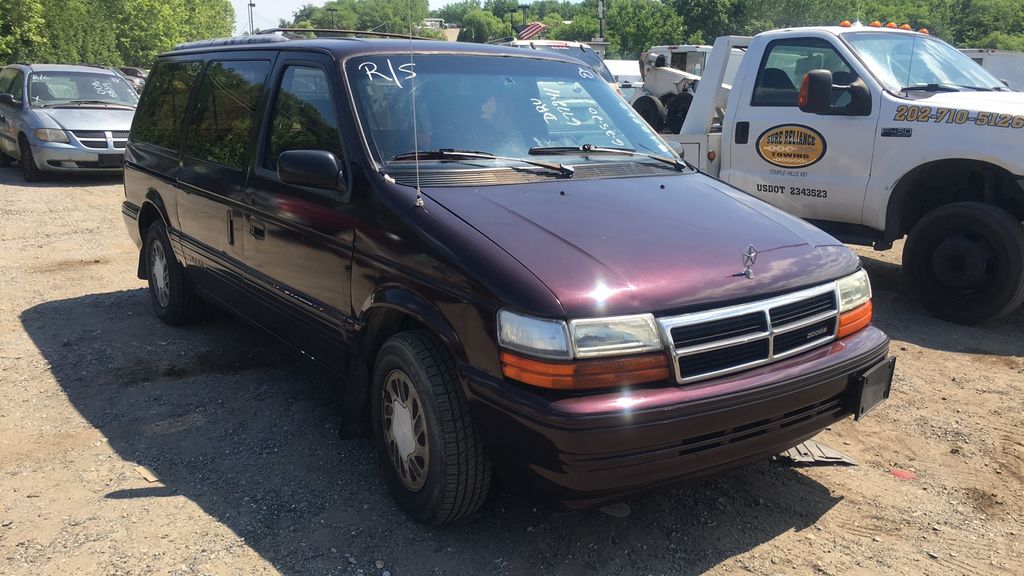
[371, 330, 492, 524]
[19, 139, 44, 182]
[903, 202, 1024, 323]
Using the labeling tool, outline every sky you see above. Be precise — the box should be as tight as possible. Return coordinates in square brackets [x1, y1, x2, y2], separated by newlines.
[230, 0, 456, 34]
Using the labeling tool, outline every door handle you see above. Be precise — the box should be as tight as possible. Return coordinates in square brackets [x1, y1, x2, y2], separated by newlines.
[735, 121, 750, 144]
[249, 216, 266, 240]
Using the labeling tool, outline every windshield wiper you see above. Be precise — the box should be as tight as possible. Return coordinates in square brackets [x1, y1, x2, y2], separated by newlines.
[390, 148, 574, 177]
[54, 100, 134, 108]
[529, 144, 687, 171]
[901, 83, 994, 93]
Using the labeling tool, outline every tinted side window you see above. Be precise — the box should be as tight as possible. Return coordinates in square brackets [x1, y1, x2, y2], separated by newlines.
[265, 66, 344, 170]
[10, 72, 24, 102]
[752, 39, 853, 106]
[131, 61, 202, 151]
[185, 60, 269, 169]
[0, 69, 15, 96]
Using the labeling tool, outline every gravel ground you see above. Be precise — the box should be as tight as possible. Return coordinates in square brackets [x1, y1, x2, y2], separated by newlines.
[1, 167, 1022, 576]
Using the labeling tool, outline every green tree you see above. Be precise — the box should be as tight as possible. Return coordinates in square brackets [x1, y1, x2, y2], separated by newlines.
[551, 14, 599, 42]
[434, 0, 482, 26]
[0, 0, 45, 64]
[457, 8, 504, 42]
[608, 0, 684, 58]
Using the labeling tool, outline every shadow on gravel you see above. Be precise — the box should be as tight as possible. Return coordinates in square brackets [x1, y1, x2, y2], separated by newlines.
[859, 254, 1024, 358]
[23, 289, 842, 575]
[0, 165, 122, 188]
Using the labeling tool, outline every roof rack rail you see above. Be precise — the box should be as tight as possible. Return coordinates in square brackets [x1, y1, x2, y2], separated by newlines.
[257, 28, 433, 41]
[173, 35, 290, 51]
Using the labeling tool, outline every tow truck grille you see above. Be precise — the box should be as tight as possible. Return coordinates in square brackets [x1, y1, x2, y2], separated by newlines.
[659, 284, 839, 384]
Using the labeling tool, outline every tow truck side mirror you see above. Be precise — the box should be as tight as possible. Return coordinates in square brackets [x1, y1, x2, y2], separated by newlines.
[799, 70, 833, 114]
[799, 69, 872, 116]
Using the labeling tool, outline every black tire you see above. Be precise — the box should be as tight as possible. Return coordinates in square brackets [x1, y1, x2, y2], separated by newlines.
[665, 92, 693, 134]
[632, 96, 665, 133]
[903, 202, 1024, 323]
[371, 330, 492, 524]
[19, 138, 44, 182]
[143, 221, 206, 325]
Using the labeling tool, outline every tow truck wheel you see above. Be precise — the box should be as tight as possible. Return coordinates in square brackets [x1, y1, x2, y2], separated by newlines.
[632, 96, 665, 133]
[666, 93, 694, 134]
[903, 202, 1024, 324]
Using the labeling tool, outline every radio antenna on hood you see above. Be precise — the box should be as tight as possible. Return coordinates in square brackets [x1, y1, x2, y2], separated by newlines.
[407, 2, 424, 207]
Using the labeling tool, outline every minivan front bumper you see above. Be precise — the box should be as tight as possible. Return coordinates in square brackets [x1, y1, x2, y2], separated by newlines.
[466, 325, 891, 508]
[31, 141, 124, 173]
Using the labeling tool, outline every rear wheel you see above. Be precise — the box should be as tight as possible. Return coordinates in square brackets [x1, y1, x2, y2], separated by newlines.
[19, 138, 44, 182]
[371, 330, 492, 524]
[665, 92, 693, 134]
[632, 96, 665, 133]
[143, 221, 206, 325]
[903, 202, 1024, 323]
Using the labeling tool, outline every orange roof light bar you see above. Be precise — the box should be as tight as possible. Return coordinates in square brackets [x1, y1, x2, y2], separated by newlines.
[869, 20, 882, 27]
[886, 22, 898, 28]
[839, 20, 852, 27]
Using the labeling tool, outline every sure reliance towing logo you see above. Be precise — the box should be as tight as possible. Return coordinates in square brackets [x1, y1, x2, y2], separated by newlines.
[755, 124, 827, 168]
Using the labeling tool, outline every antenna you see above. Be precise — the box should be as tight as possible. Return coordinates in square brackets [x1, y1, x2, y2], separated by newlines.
[408, 0, 423, 207]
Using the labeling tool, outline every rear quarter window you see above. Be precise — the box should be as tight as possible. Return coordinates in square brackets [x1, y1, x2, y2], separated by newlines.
[131, 61, 202, 151]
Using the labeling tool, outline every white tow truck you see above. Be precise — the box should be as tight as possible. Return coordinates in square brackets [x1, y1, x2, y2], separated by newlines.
[652, 24, 1024, 323]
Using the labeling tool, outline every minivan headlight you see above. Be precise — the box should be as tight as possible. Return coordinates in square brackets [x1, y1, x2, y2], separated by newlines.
[35, 128, 69, 143]
[837, 269, 872, 312]
[497, 310, 571, 360]
[569, 314, 664, 358]
[497, 310, 670, 390]
[836, 269, 873, 338]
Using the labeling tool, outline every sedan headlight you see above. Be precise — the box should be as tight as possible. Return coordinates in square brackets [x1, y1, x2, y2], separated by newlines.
[836, 269, 873, 338]
[497, 310, 670, 390]
[35, 128, 69, 143]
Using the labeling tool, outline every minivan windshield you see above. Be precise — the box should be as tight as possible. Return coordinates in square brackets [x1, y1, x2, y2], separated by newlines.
[28, 71, 139, 108]
[346, 54, 676, 170]
[844, 32, 1005, 92]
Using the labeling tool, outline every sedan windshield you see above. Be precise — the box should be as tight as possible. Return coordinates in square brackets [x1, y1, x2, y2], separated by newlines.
[28, 72, 139, 108]
[845, 32, 1004, 92]
[346, 54, 676, 169]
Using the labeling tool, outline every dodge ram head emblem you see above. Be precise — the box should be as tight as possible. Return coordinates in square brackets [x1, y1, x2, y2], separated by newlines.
[737, 245, 758, 279]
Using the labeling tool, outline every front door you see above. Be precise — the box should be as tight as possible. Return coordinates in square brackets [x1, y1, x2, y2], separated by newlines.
[243, 57, 355, 371]
[724, 36, 879, 225]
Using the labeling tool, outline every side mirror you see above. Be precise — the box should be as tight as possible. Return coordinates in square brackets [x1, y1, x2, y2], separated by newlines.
[0, 94, 16, 107]
[798, 70, 832, 114]
[799, 69, 872, 116]
[278, 150, 342, 189]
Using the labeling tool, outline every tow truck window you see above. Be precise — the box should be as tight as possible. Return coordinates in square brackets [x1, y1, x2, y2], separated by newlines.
[752, 39, 854, 107]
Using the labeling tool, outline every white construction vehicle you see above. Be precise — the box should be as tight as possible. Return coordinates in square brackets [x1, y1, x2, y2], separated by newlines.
[652, 23, 1024, 323]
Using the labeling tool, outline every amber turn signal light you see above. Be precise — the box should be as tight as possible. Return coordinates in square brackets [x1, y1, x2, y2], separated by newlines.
[838, 301, 873, 339]
[500, 351, 670, 390]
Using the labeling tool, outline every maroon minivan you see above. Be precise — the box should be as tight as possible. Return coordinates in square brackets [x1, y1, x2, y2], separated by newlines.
[122, 33, 894, 524]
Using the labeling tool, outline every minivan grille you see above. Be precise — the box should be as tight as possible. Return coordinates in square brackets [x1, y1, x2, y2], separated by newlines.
[658, 283, 839, 383]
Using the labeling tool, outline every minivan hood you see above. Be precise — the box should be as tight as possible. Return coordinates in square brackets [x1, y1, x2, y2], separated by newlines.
[40, 107, 135, 131]
[425, 171, 859, 317]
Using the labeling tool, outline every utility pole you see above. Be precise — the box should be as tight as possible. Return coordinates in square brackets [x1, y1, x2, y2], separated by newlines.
[519, 4, 528, 28]
[597, 0, 606, 41]
[589, 0, 608, 58]
[248, 2, 255, 35]
[326, 7, 338, 29]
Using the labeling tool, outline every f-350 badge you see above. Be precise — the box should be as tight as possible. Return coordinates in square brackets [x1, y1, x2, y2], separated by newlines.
[735, 245, 758, 279]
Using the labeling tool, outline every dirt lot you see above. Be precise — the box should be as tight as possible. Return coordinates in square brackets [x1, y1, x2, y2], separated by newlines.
[0, 168, 1022, 576]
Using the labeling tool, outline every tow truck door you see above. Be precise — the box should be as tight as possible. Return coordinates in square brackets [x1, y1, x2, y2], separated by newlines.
[723, 36, 878, 225]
